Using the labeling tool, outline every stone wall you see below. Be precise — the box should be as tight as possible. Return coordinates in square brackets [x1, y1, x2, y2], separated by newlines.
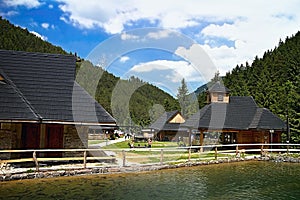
[63, 125, 88, 157]
[0, 123, 20, 159]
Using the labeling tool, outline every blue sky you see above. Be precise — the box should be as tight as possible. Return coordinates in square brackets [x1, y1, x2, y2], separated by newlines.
[1, 0, 300, 96]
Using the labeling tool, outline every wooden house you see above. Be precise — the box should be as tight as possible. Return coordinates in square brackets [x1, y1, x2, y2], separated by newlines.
[185, 81, 286, 146]
[150, 110, 188, 142]
[0, 50, 116, 159]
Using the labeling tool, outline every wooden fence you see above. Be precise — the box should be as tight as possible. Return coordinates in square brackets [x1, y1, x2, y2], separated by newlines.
[1, 143, 299, 172]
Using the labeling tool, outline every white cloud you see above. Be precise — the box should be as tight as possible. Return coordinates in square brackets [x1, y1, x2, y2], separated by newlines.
[41, 23, 49, 29]
[175, 44, 217, 81]
[120, 32, 140, 40]
[130, 59, 205, 83]
[3, 0, 42, 8]
[146, 30, 173, 39]
[0, 10, 18, 17]
[30, 31, 47, 41]
[56, 0, 300, 74]
[120, 56, 130, 63]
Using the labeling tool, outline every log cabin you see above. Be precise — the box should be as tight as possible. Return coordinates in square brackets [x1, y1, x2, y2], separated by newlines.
[150, 110, 188, 142]
[185, 81, 286, 147]
[0, 50, 116, 159]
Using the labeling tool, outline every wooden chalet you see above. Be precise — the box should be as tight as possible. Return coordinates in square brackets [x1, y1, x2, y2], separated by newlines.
[185, 81, 286, 146]
[150, 110, 188, 142]
[0, 50, 117, 159]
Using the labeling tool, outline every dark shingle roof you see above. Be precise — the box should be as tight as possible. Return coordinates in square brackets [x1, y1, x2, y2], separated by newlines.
[185, 96, 285, 131]
[0, 49, 116, 124]
[150, 110, 187, 131]
[208, 81, 230, 93]
[249, 108, 286, 130]
[0, 72, 39, 121]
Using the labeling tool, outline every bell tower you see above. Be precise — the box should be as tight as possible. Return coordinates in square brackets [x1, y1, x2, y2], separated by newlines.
[207, 81, 230, 103]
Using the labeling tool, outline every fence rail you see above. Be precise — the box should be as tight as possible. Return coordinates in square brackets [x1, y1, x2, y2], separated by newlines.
[1, 143, 299, 172]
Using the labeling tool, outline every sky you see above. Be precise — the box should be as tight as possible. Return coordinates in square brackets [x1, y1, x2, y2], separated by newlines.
[1, 0, 300, 96]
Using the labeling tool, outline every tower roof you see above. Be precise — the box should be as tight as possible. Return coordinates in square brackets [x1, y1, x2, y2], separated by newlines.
[208, 81, 230, 93]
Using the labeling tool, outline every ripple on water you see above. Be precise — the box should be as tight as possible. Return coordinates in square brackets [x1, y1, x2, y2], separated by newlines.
[1, 161, 300, 199]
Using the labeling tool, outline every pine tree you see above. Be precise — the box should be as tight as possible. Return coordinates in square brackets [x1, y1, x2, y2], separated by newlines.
[177, 79, 189, 117]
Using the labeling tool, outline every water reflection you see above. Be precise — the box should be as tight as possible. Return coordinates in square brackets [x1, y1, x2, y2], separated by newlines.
[1, 161, 300, 199]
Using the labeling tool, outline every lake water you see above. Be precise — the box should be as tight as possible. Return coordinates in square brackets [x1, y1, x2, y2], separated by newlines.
[1, 161, 300, 200]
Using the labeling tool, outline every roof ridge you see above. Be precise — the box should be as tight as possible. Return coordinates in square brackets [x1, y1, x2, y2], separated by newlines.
[0, 49, 73, 58]
[249, 108, 264, 129]
[0, 70, 42, 120]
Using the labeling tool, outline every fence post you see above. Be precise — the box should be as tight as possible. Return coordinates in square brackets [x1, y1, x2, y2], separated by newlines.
[33, 151, 39, 172]
[215, 147, 218, 160]
[287, 142, 289, 155]
[83, 151, 87, 169]
[122, 150, 126, 167]
[261, 145, 264, 156]
[160, 149, 164, 165]
[235, 145, 239, 155]
[188, 148, 191, 162]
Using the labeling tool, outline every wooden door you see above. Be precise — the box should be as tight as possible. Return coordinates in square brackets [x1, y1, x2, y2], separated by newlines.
[21, 123, 40, 157]
[22, 123, 40, 149]
[45, 124, 64, 157]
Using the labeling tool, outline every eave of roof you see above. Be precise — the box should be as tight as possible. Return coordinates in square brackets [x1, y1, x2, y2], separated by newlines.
[149, 110, 182, 131]
[184, 96, 285, 131]
[0, 49, 116, 125]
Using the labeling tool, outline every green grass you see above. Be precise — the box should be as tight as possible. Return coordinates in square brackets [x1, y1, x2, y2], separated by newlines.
[88, 140, 106, 145]
[98, 140, 257, 165]
[101, 141, 179, 149]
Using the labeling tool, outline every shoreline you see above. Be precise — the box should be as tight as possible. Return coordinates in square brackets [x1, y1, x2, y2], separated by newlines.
[2, 154, 299, 182]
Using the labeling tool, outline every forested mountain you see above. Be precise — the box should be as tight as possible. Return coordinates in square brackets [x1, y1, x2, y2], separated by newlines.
[76, 61, 179, 127]
[0, 17, 66, 54]
[222, 32, 300, 143]
[1, 17, 179, 127]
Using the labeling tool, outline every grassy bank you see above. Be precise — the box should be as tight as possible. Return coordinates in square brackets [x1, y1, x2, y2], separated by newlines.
[101, 141, 179, 149]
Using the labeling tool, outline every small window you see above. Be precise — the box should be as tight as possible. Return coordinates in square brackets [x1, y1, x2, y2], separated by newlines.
[0, 75, 5, 84]
[218, 94, 224, 101]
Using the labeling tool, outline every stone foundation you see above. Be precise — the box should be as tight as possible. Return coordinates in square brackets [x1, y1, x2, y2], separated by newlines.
[63, 125, 88, 157]
[0, 123, 19, 159]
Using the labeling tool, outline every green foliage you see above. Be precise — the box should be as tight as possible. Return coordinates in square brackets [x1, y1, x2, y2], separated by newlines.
[223, 31, 300, 143]
[177, 78, 198, 117]
[76, 62, 179, 126]
[0, 17, 66, 54]
[177, 78, 189, 117]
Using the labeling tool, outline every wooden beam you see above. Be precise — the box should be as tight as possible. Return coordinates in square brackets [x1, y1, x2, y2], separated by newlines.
[188, 128, 192, 146]
[199, 130, 204, 146]
[83, 151, 87, 169]
[33, 151, 39, 172]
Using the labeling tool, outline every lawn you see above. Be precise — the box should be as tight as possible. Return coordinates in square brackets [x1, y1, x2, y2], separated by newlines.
[95, 140, 256, 165]
[88, 140, 106, 145]
[101, 141, 179, 149]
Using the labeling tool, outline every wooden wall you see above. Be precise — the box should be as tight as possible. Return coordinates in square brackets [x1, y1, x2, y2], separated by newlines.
[0, 123, 89, 159]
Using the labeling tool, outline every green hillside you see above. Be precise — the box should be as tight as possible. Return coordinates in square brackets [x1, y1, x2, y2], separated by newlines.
[222, 32, 300, 143]
[76, 61, 179, 127]
[0, 17, 66, 54]
[0, 17, 179, 127]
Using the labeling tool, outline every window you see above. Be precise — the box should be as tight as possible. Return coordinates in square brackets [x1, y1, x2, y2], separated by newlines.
[220, 132, 237, 144]
[0, 75, 6, 84]
[218, 94, 224, 101]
